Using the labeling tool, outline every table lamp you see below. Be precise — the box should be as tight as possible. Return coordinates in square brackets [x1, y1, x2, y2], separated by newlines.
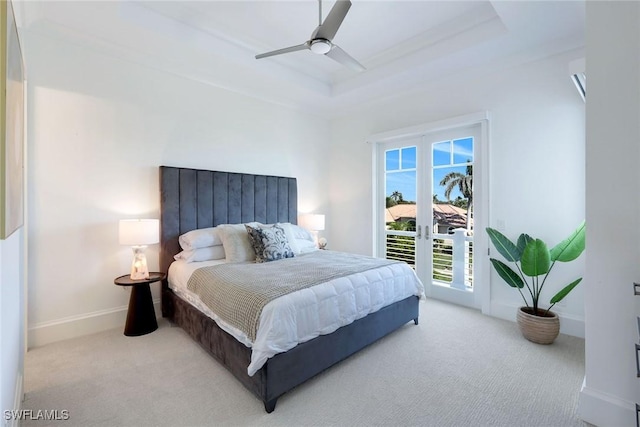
[299, 214, 325, 248]
[119, 219, 159, 280]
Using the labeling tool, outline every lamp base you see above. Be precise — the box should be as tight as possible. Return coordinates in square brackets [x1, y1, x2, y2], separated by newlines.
[130, 246, 150, 280]
[318, 237, 327, 250]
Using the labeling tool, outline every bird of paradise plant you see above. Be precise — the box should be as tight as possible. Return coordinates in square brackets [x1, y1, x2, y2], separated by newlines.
[486, 221, 585, 316]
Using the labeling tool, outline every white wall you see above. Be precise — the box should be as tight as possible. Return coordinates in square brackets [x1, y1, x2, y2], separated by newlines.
[577, 2, 640, 425]
[329, 50, 586, 335]
[1, 229, 24, 423]
[24, 31, 331, 347]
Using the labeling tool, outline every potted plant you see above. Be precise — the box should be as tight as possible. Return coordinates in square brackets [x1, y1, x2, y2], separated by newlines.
[485, 221, 585, 344]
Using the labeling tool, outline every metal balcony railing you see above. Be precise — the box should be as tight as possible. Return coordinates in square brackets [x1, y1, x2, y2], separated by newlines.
[385, 230, 416, 266]
[432, 237, 453, 283]
[385, 228, 473, 289]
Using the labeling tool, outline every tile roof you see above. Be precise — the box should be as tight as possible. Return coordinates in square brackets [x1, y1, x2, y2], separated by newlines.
[385, 203, 470, 228]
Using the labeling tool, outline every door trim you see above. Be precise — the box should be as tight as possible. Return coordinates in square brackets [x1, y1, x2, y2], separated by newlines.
[367, 111, 490, 144]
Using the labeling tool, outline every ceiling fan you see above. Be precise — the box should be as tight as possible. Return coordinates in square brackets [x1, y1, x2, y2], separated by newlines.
[255, 0, 365, 72]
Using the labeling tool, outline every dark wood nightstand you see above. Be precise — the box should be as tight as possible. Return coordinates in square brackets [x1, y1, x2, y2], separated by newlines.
[114, 272, 166, 336]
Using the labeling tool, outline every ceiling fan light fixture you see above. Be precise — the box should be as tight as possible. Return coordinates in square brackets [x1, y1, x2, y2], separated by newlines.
[310, 39, 332, 55]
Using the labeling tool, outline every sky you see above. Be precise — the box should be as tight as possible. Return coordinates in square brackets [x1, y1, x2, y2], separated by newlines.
[385, 138, 473, 203]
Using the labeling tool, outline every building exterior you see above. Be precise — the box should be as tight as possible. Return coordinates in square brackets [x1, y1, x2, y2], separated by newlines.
[385, 203, 469, 233]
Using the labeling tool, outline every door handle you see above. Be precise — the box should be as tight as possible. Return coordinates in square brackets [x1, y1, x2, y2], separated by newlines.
[416, 225, 422, 239]
[425, 225, 430, 240]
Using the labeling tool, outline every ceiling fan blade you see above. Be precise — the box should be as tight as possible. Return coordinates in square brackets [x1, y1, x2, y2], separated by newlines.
[255, 42, 309, 59]
[326, 45, 365, 72]
[314, 0, 351, 41]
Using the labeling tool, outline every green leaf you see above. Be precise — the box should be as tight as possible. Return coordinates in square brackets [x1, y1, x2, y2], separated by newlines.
[489, 258, 524, 288]
[486, 228, 521, 262]
[517, 234, 533, 255]
[521, 239, 551, 277]
[550, 221, 586, 262]
[550, 278, 582, 304]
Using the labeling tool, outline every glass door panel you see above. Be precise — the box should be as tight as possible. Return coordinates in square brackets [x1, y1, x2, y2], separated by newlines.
[425, 126, 479, 307]
[384, 145, 418, 267]
[432, 137, 473, 290]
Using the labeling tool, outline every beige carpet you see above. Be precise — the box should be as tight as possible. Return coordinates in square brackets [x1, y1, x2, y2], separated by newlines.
[23, 299, 586, 426]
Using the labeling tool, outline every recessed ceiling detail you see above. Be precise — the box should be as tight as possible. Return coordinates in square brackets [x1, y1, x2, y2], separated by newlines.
[13, 1, 585, 117]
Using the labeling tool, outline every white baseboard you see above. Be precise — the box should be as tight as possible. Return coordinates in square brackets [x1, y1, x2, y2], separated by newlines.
[27, 299, 161, 348]
[489, 301, 585, 339]
[8, 372, 23, 427]
[577, 379, 636, 426]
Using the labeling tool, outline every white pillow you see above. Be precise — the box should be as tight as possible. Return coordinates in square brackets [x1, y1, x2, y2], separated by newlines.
[290, 224, 314, 241]
[179, 227, 222, 251]
[218, 223, 259, 263]
[297, 239, 319, 253]
[174, 246, 226, 263]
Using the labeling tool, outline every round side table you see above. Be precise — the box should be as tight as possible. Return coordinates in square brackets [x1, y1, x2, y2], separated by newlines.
[114, 272, 166, 336]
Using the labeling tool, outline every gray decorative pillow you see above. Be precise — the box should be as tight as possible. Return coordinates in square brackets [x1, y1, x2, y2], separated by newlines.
[245, 224, 295, 263]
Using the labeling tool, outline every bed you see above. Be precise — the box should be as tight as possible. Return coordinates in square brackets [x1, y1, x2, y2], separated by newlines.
[159, 166, 423, 413]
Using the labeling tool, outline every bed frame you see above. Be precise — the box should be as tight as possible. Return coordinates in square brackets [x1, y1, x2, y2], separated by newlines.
[159, 166, 419, 413]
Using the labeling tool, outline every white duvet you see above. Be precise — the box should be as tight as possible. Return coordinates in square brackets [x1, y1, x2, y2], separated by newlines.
[168, 256, 425, 376]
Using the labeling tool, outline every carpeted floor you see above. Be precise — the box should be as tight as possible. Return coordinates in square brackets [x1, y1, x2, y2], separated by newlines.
[23, 299, 586, 426]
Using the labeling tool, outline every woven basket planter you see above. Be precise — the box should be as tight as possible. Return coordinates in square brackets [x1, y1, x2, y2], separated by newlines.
[516, 307, 560, 345]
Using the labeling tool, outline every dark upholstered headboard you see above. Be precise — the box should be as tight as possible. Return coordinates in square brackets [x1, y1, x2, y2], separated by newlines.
[159, 166, 298, 277]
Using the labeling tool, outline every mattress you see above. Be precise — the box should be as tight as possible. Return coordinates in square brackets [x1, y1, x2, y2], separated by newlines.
[168, 255, 425, 376]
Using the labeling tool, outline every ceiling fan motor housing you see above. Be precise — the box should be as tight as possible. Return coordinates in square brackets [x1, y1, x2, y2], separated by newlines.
[310, 39, 332, 54]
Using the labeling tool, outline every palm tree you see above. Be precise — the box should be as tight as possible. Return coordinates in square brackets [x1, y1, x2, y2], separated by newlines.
[439, 164, 473, 229]
[389, 191, 404, 203]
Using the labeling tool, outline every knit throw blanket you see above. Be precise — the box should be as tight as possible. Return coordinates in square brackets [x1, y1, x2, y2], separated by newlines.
[187, 251, 401, 342]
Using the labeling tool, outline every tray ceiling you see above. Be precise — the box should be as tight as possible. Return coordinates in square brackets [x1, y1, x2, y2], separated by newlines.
[15, 1, 585, 117]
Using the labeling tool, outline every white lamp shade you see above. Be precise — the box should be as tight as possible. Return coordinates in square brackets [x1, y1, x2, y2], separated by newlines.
[119, 219, 159, 246]
[299, 214, 325, 231]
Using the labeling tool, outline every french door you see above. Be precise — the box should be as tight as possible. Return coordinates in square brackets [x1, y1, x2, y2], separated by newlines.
[375, 119, 486, 309]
